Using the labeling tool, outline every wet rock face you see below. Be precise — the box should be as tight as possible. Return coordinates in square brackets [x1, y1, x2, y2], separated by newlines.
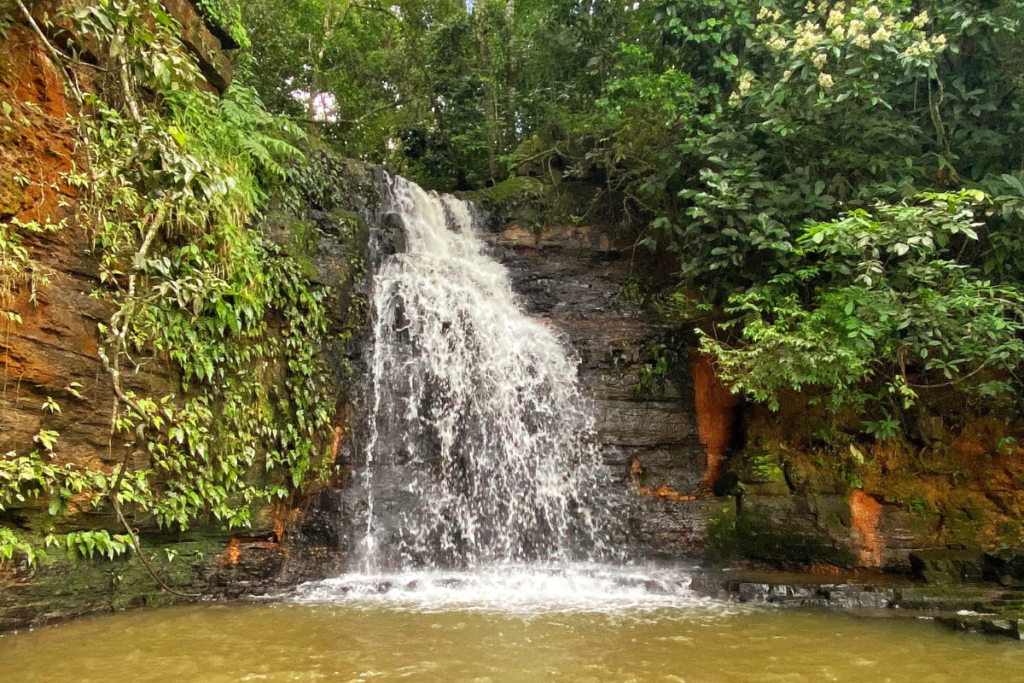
[734, 495, 858, 567]
[484, 221, 726, 558]
[478, 215, 939, 569]
[908, 546, 1024, 588]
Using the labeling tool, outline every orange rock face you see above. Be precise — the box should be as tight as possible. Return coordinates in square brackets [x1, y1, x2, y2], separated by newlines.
[690, 351, 738, 493]
[849, 489, 883, 568]
[0, 21, 177, 506]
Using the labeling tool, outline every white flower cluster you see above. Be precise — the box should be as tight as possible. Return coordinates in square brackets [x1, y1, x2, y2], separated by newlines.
[768, 35, 789, 53]
[904, 41, 929, 57]
[729, 71, 757, 105]
[841, 6, 899, 46]
[738, 70, 756, 95]
[794, 21, 824, 52]
[757, 1, 947, 82]
[904, 33, 947, 57]
[846, 17, 867, 46]
[871, 26, 892, 42]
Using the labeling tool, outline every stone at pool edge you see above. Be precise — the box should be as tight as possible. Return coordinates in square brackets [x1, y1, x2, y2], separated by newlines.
[908, 547, 1024, 588]
[692, 569, 1024, 641]
[936, 614, 1024, 640]
[909, 548, 986, 584]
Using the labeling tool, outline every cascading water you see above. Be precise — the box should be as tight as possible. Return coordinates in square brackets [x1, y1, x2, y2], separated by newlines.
[295, 175, 708, 614]
[360, 175, 611, 569]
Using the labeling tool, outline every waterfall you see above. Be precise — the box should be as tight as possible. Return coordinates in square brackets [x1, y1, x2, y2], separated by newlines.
[360, 175, 612, 568]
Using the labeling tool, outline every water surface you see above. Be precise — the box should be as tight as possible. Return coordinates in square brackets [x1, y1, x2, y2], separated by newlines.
[4, 568, 1022, 683]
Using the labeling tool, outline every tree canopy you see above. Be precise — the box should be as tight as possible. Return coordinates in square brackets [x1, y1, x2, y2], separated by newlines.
[241, 0, 1024, 428]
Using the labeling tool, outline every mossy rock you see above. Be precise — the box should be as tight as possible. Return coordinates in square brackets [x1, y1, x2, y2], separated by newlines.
[465, 176, 546, 230]
[735, 451, 790, 496]
[473, 176, 544, 205]
[909, 548, 986, 585]
[0, 527, 234, 630]
[0, 171, 24, 216]
[984, 546, 1024, 585]
[735, 495, 856, 567]
[705, 502, 739, 562]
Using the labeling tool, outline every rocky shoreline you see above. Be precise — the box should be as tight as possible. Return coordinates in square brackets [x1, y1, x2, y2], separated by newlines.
[689, 566, 1024, 640]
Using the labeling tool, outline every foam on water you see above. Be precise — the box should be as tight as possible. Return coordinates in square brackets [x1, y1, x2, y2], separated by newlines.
[294, 564, 735, 617]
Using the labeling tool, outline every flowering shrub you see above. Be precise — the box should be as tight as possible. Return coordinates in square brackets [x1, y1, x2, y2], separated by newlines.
[741, 2, 947, 110]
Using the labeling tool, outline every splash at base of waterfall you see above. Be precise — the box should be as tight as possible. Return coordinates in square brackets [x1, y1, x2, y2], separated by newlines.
[293, 564, 734, 616]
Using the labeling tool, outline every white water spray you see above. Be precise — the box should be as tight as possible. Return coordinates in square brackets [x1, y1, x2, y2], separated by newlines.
[360, 176, 612, 568]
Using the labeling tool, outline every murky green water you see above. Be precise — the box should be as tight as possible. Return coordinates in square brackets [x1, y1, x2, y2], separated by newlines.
[3, 600, 1023, 682]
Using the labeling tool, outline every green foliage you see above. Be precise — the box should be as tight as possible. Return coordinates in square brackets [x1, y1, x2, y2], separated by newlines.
[195, 0, 250, 49]
[57, 530, 132, 560]
[749, 453, 785, 482]
[1, 433, 100, 518]
[1, 0, 336, 566]
[907, 495, 932, 515]
[239, 0, 645, 190]
[701, 192, 1024, 414]
[6, 0, 1024, 569]
[76, 0, 332, 528]
[0, 527, 36, 564]
[235, 0, 1024, 425]
[635, 342, 671, 398]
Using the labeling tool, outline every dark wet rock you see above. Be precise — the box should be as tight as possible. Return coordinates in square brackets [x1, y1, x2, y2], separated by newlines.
[596, 400, 697, 447]
[633, 498, 735, 558]
[983, 547, 1024, 586]
[909, 548, 985, 585]
[372, 212, 408, 264]
[163, 0, 233, 91]
[827, 584, 894, 609]
[894, 586, 1004, 612]
[689, 568, 1024, 640]
[705, 577, 894, 609]
[734, 495, 857, 567]
[486, 220, 711, 558]
[209, 542, 287, 599]
[629, 446, 706, 497]
[879, 508, 938, 570]
[937, 614, 1024, 640]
